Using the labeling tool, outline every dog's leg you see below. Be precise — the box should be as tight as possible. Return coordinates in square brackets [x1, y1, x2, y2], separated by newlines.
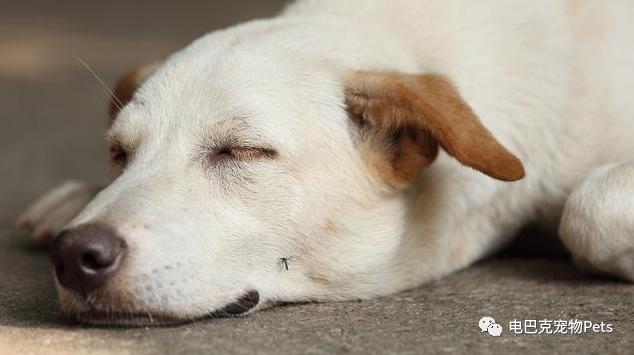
[16, 181, 101, 242]
[559, 162, 634, 282]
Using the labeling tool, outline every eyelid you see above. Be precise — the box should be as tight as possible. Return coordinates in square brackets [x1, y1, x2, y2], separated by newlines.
[109, 138, 132, 155]
[207, 146, 278, 166]
[107, 139, 131, 176]
[227, 146, 277, 159]
[107, 132, 133, 151]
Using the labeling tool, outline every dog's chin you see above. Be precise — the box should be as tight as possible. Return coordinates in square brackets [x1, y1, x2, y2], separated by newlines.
[59, 290, 262, 327]
[72, 310, 195, 327]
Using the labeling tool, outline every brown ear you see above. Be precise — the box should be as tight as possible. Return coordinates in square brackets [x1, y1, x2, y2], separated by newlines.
[109, 63, 160, 120]
[345, 71, 525, 187]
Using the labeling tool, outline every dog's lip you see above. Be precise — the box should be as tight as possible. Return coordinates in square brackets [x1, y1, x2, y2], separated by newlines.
[70, 290, 261, 327]
[216, 290, 260, 315]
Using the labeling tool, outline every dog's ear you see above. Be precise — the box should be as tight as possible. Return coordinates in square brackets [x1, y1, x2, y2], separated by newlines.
[109, 63, 160, 121]
[345, 71, 525, 187]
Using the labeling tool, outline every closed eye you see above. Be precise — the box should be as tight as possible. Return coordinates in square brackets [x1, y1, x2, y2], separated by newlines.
[109, 141, 130, 172]
[110, 144, 127, 164]
[208, 146, 277, 166]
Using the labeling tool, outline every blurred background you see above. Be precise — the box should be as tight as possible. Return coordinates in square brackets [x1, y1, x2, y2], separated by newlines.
[0, 0, 286, 225]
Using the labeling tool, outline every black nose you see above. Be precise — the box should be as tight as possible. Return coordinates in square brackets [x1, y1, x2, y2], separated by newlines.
[50, 224, 127, 297]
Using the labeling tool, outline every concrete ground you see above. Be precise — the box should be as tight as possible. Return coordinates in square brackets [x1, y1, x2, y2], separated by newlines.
[0, 1, 632, 354]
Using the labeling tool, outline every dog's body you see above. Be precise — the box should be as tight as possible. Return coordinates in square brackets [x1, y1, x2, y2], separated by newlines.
[18, 0, 634, 324]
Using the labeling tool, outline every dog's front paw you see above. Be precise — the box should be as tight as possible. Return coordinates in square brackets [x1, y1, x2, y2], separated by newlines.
[560, 162, 634, 282]
[16, 181, 100, 242]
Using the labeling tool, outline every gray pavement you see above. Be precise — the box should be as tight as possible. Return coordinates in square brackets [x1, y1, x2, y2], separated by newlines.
[1, 1, 632, 354]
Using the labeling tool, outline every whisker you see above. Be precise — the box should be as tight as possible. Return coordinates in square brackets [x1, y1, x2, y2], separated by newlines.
[73, 55, 123, 111]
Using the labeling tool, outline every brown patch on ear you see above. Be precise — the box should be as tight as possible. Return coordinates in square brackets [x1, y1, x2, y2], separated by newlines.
[109, 63, 160, 121]
[345, 71, 525, 186]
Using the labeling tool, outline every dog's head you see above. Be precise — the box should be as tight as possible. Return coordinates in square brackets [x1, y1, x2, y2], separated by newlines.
[51, 29, 524, 325]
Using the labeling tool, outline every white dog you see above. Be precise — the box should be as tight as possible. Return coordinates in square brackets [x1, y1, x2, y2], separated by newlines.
[17, 0, 634, 325]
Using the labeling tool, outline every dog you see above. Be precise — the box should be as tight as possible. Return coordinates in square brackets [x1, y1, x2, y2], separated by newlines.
[16, 0, 634, 325]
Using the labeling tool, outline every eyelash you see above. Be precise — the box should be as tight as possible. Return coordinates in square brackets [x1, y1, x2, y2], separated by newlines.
[208, 147, 277, 165]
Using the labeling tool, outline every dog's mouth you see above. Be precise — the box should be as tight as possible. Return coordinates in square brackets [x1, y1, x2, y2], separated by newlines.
[69, 290, 261, 327]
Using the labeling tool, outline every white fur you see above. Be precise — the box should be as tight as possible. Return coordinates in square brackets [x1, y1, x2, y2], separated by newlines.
[560, 162, 634, 281]
[18, 0, 634, 322]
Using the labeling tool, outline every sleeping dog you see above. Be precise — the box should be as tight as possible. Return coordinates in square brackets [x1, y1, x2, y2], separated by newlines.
[17, 0, 634, 325]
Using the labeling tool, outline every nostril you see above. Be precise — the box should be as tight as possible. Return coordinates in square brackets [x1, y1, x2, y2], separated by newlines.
[80, 250, 109, 272]
[77, 239, 126, 274]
